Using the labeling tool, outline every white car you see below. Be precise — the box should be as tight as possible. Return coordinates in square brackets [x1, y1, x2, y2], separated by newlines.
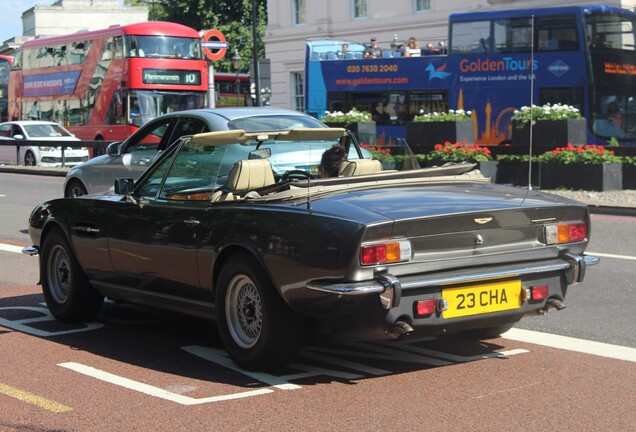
[0, 120, 89, 167]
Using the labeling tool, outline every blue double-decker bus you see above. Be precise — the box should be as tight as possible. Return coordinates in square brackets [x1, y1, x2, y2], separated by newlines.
[305, 5, 636, 146]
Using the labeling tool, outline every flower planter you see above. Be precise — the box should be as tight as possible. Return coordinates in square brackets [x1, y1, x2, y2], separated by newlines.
[406, 121, 474, 154]
[623, 164, 636, 189]
[539, 162, 622, 191]
[495, 161, 540, 187]
[512, 119, 587, 147]
[324, 121, 376, 146]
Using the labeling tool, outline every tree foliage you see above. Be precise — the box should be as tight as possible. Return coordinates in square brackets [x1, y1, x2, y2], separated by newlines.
[125, 0, 266, 73]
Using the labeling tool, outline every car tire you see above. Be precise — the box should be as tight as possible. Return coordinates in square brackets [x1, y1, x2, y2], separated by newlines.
[41, 229, 104, 322]
[24, 150, 36, 166]
[216, 252, 304, 371]
[65, 180, 88, 198]
[459, 322, 516, 339]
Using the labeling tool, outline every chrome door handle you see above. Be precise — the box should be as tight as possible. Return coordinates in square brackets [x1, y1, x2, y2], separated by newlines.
[184, 218, 200, 225]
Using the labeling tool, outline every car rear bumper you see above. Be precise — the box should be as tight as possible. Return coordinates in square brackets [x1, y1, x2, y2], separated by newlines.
[307, 254, 599, 304]
[304, 254, 599, 340]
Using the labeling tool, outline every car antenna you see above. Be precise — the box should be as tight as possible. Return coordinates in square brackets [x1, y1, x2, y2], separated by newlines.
[527, 15, 536, 191]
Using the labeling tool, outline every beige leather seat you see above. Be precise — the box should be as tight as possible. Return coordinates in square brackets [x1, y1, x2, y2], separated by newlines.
[212, 159, 275, 202]
[339, 159, 383, 177]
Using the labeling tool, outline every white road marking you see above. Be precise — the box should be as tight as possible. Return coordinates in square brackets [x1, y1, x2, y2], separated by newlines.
[587, 251, 636, 261]
[57, 362, 274, 405]
[503, 328, 636, 363]
[0, 243, 24, 254]
[375, 341, 529, 362]
[0, 306, 103, 336]
[182, 346, 303, 389]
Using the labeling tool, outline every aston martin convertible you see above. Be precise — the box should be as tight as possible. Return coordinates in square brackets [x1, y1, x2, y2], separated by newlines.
[23, 127, 599, 371]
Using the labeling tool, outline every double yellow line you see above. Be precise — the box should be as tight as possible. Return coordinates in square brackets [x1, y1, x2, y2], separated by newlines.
[0, 382, 73, 413]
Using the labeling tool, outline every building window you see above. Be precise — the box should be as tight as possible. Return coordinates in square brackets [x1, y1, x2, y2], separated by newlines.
[292, 0, 307, 25]
[353, 0, 367, 19]
[291, 72, 304, 112]
[415, 0, 431, 11]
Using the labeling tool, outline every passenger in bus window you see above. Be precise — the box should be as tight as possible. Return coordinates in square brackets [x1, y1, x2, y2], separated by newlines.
[372, 101, 391, 125]
[606, 102, 622, 127]
[29, 102, 40, 120]
[130, 99, 142, 125]
[129, 43, 144, 57]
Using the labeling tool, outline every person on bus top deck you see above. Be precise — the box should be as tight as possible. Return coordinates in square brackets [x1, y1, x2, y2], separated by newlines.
[403, 37, 421, 57]
[319, 144, 348, 178]
[364, 37, 382, 59]
[338, 43, 350, 59]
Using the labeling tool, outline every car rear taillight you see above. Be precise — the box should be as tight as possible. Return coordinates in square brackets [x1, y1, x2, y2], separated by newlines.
[545, 222, 587, 245]
[360, 239, 411, 266]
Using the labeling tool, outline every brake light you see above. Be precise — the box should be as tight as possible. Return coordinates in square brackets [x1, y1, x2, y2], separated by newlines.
[545, 222, 587, 244]
[360, 239, 411, 266]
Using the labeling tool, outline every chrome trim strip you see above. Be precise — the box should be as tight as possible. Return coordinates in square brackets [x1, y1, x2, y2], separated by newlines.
[306, 255, 599, 296]
[72, 225, 100, 233]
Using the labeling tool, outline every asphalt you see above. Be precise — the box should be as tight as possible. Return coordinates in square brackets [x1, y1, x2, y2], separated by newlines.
[1, 164, 635, 216]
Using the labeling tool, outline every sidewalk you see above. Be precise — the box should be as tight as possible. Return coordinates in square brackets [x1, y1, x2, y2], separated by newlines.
[2, 164, 636, 215]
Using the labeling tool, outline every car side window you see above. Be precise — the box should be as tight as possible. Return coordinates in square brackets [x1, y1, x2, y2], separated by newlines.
[0, 124, 10, 137]
[162, 117, 210, 151]
[125, 119, 173, 154]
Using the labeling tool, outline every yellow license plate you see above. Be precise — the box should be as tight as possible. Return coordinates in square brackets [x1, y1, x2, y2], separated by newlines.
[441, 280, 522, 319]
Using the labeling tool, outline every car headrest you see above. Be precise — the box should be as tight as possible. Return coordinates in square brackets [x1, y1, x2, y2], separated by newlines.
[228, 159, 276, 192]
[339, 159, 383, 177]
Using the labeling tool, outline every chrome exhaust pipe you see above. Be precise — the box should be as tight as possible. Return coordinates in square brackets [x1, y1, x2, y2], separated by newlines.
[534, 298, 567, 315]
[386, 320, 414, 339]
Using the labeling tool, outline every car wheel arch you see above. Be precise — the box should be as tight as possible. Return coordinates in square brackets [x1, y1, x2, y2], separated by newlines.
[64, 178, 88, 198]
[212, 244, 279, 299]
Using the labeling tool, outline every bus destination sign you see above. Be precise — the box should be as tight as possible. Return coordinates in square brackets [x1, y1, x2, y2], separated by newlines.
[142, 69, 201, 85]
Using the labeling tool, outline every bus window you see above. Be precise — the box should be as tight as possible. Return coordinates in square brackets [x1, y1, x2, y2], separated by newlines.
[537, 15, 578, 51]
[587, 14, 636, 51]
[450, 21, 490, 54]
[539, 87, 583, 111]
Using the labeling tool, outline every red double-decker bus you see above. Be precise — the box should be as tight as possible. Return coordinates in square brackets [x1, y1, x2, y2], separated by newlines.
[8, 22, 208, 142]
[0, 55, 12, 122]
[214, 72, 251, 107]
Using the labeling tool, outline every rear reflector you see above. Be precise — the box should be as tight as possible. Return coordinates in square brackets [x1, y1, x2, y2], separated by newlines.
[531, 285, 549, 300]
[545, 222, 587, 245]
[416, 299, 437, 316]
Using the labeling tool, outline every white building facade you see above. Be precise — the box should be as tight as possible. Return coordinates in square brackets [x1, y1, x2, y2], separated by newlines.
[1, 0, 148, 55]
[264, 0, 636, 111]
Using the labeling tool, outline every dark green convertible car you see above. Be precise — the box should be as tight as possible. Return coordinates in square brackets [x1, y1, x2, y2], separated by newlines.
[24, 127, 598, 371]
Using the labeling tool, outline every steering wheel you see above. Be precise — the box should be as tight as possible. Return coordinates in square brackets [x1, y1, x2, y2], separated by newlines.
[280, 170, 312, 182]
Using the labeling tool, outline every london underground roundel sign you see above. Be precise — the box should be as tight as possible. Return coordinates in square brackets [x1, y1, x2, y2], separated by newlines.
[202, 29, 228, 61]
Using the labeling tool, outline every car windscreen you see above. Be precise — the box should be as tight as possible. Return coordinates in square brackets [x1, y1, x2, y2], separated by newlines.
[226, 115, 326, 132]
[23, 123, 73, 138]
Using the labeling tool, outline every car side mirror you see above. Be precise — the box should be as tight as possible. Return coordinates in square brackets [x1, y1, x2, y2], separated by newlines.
[106, 141, 122, 156]
[13, 134, 24, 140]
[114, 178, 134, 195]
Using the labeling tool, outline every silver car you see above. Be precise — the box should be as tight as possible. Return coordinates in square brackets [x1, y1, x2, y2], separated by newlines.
[63, 107, 330, 197]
